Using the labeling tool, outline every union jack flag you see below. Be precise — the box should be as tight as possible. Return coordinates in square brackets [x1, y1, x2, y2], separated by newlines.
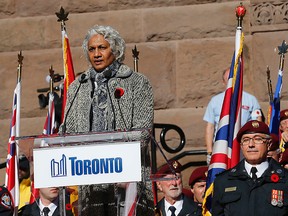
[5, 82, 21, 210]
[43, 92, 56, 135]
[61, 28, 75, 123]
[202, 30, 244, 216]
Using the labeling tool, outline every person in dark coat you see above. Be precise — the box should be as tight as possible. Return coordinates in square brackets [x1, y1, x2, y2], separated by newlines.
[155, 160, 198, 216]
[21, 187, 73, 216]
[212, 120, 288, 216]
[188, 166, 208, 216]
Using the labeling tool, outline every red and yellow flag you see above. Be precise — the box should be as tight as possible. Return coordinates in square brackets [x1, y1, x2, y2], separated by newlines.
[61, 29, 75, 122]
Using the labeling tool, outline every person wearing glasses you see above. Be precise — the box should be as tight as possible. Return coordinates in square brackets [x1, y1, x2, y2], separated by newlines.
[155, 160, 198, 216]
[212, 120, 288, 216]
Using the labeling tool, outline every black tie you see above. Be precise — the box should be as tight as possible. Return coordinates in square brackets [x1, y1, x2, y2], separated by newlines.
[43, 207, 50, 216]
[169, 206, 176, 216]
[251, 167, 258, 181]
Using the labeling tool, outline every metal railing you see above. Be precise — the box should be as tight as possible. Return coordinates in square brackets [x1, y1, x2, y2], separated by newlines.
[152, 123, 207, 172]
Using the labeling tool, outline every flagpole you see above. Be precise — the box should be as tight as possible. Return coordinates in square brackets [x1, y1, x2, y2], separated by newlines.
[56, 7, 75, 123]
[49, 65, 55, 94]
[15, 51, 23, 216]
[6, 51, 23, 216]
[266, 66, 273, 105]
[16, 51, 23, 138]
[278, 40, 287, 72]
[56, 7, 75, 216]
[123, 47, 140, 216]
[266, 66, 273, 126]
[273, 40, 288, 150]
[132, 45, 139, 72]
[235, 3, 245, 63]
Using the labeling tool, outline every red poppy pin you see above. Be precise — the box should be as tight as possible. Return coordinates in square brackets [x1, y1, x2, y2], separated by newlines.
[114, 87, 124, 99]
[66, 203, 72, 210]
[271, 173, 280, 183]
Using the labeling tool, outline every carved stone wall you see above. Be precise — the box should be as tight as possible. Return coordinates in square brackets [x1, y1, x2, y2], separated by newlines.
[251, 1, 288, 25]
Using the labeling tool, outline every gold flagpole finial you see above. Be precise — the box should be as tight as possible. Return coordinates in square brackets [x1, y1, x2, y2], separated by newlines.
[49, 65, 55, 93]
[17, 50, 24, 83]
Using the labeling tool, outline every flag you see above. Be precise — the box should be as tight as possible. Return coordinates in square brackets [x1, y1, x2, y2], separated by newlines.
[124, 182, 137, 216]
[61, 28, 75, 122]
[5, 82, 21, 210]
[43, 92, 56, 135]
[29, 180, 39, 204]
[268, 69, 282, 136]
[268, 41, 287, 151]
[202, 31, 244, 216]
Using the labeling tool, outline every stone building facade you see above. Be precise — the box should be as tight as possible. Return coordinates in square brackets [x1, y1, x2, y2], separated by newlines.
[1, 0, 288, 184]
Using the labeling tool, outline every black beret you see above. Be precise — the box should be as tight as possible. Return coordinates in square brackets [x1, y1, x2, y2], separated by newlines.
[236, 120, 270, 143]
[188, 166, 208, 187]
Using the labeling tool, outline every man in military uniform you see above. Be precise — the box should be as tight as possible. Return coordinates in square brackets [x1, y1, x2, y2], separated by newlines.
[212, 120, 288, 216]
[188, 166, 208, 215]
[279, 109, 288, 150]
[155, 160, 198, 216]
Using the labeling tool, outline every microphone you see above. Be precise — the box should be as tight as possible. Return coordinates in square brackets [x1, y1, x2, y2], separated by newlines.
[37, 86, 60, 93]
[103, 70, 112, 79]
[106, 82, 117, 130]
[101, 69, 122, 130]
[61, 75, 86, 134]
[79, 73, 88, 83]
[89, 74, 96, 131]
[45, 74, 64, 83]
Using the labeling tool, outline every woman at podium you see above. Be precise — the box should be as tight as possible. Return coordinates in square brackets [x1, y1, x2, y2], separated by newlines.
[59, 25, 154, 216]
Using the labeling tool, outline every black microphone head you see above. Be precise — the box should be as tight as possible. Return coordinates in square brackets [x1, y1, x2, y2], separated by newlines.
[103, 70, 112, 79]
[79, 73, 88, 83]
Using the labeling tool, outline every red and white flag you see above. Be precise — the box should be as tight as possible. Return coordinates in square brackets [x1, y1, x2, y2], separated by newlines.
[5, 82, 21, 211]
[43, 92, 56, 135]
[124, 182, 137, 216]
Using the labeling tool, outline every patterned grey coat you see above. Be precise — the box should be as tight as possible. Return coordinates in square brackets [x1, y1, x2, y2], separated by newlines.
[60, 64, 154, 134]
[59, 63, 155, 216]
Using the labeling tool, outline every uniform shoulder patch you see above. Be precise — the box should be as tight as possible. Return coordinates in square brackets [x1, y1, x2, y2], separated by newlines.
[1, 192, 12, 209]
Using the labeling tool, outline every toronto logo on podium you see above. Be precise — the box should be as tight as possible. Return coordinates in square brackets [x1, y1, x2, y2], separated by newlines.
[50, 154, 124, 178]
[51, 154, 67, 177]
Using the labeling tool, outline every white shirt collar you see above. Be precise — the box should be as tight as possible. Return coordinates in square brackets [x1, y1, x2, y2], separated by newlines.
[244, 160, 269, 178]
[164, 197, 183, 216]
[39, 198, 58, 216]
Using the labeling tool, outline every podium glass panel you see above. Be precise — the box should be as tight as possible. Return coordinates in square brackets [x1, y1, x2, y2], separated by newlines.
[17, 129, 156, 216]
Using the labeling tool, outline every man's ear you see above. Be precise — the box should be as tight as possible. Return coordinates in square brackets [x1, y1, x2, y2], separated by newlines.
[267, 138, 272, 150]
[191, 187, 194, 195]
[156, 182, 162, 191]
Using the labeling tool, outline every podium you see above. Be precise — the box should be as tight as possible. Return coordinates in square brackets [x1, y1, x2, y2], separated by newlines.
[17, 129, 155, 216]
